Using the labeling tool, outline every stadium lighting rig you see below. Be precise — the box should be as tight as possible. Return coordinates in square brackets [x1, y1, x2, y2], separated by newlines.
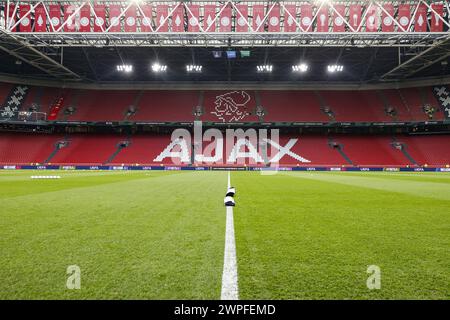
[151, 63, 167, 73]
[116, 64, 133, 73]
[292, 63, 309, 73]
[327, 64, 344, 73]
[257, 65, 273, 73]
[186, 65, 203, 73]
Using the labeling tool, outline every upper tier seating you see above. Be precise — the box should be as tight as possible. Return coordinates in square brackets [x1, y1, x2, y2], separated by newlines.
[1, 83, 442, 123]
[0, 83, 13, 105]
[132, 91, 200, 122]
[399, 87, 443, 121]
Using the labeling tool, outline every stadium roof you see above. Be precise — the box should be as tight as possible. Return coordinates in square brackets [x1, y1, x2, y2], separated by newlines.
[1, 46, 449, 84]
[0, 0, 449, 85]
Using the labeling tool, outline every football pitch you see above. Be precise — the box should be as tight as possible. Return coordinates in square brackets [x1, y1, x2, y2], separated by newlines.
[0, 170, 449, 300]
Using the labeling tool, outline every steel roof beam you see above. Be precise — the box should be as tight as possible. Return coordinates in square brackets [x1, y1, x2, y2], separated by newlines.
[380, 38, 450, 80]
[0, 30, 82, 80]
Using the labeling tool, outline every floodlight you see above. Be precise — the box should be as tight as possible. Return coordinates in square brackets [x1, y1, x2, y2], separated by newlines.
[327, 64, 344, 73]
[186, 64, 203, 73]
[256, 65, 273, 73]
[292, 63, 309, 73]
[151, 63, 167, 73]
[116, 64, 133, 73]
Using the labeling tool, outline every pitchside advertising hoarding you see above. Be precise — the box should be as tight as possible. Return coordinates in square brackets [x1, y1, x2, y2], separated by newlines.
[2, 166, 446, 172]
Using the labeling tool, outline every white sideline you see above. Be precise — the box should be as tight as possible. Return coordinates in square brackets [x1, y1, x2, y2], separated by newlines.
[220, 171, 239, 300]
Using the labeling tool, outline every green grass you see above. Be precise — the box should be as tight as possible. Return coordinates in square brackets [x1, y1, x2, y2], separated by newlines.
[1, 170, 449, 299]
[0, 170, 226, 299]
[233, 171, 450, 299]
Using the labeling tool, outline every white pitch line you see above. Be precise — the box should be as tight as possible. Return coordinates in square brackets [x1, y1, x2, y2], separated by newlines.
[221, 171, 239, 300]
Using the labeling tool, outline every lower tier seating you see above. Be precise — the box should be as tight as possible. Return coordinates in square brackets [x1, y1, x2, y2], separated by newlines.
[0, 133, 449, 167]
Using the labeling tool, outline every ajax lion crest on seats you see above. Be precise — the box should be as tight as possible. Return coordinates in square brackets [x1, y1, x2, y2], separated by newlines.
[211, 91, 251, 123]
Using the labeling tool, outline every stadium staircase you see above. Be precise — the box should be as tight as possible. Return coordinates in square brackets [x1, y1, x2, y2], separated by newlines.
[44, 137, 70, 164]
[315, 91, 335, 121]
[60, 90, 80, 121]
[397, 89, 414, 121]
[124, 91, 143, 121]
[47, 96, 65, 121]
[254, 91, 267, 122]
[193, 91, 205, 121]
[28, 87, 44, 113]
[377, 90, 398, 121]
[327, 138, 353, 165]
[104, 138, 131, 164]
[391, 137, 418, 166]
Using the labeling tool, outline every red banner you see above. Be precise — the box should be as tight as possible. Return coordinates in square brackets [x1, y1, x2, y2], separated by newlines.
[108, 5, 121, 32]
[349, 4, 361, 31]
[93, 5, 106, 32]
[268, 5, 280, 32]
[6, 4, 16, 29]
[300, 4, 312, 31]
[253, 5, 265, 32]
[109, 5, 122, 32]
[316, 6, 329, 32]
[187, 4, 200, 32]
[414, 4, 427, 32]
[172, 5, 185, 32]
[49, 4, 61, 32]
[431, 3, 444, 32]
[19, 4, 31, 32]
[397, 4, 411, 31]
[124, 5, 137, 32]
[235, 4, 248, 32]
[203, 5, 216, 32]
[140, 5, 153, 32]
[381, 3, 395, 32]
[78, 5, 90, 32]
[219, 4, 231, 32]
[284, 4, 297, 32]
[332, 4, 346, 32]
[64, 5, 76, 32]
[156, 5, 169, 32]
[34, 4, 47, 32]
[365, 5, 379, 32]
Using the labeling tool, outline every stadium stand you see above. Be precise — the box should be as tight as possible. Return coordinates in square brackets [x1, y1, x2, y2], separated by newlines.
[1, 84, 442, 123]
[1, 83, 449, 168]
[49, 134, 126, 165]
[0, 83, 12, 103]
[398, 87, 443, 121]
[64, 90, 137, 122]
[132, 91, 200, 122]
[258, 91, 328, 122]
[400, 135, 450, 166]
[333, 135, 412, 166]
[0, 133, 64, 164]
[0, 132, 449, 167]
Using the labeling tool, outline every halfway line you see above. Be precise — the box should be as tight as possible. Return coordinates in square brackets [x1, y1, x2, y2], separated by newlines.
[220, 171, 239, 300]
